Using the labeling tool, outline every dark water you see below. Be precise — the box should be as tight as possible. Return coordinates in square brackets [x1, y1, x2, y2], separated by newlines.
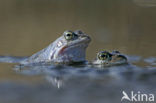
[0, 0, 156, 103]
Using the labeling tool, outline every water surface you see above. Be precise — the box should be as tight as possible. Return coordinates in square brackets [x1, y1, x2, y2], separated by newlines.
[0, 0, 156, 103]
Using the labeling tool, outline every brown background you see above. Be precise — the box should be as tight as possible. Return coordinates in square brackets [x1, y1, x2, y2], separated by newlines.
[0, 0, 156, 103]
[0, 0, 156, 61]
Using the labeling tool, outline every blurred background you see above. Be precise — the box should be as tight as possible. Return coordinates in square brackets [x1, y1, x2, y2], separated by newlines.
[0, 0, 156, 59]
[0, 0, 156, 103]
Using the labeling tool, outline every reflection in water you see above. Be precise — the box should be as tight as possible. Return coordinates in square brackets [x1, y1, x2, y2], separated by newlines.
[46, 75, 64, 88]
[0, 60, 155, 103]
[144, 57, 156, 66]
[0, 0, 156, 103]
[12, 60, 153, 89]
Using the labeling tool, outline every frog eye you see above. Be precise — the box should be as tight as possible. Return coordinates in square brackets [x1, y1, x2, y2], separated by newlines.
[98, 51, 111, 60]
[64, 31, 76, 40]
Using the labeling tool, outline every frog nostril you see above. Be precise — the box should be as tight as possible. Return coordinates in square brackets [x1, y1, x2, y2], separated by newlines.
[112, 50, 120, 54]
[74, 30, 83, 34]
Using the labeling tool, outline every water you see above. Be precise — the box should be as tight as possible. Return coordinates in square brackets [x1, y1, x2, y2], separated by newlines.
[0, 0, 156, 103]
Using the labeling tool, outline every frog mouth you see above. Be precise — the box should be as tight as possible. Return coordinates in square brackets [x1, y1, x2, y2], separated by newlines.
[59, 36, 91, 55]
[68, 35, 91, 47]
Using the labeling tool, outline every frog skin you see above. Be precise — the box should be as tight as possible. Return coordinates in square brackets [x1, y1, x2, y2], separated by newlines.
[20, 30, 91, 64]
[92, 50, 127, 66]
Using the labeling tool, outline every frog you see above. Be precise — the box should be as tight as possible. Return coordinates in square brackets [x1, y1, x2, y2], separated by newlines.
[92, 50, 128, 66]
[20, 30, 91, 64]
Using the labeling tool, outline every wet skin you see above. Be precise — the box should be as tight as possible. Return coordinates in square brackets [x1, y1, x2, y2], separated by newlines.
[92, 50, 128, 66]
[21, 30, 91, 64]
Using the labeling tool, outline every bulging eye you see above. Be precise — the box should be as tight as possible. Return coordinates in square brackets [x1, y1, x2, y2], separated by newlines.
[98, 51, 111, 60]
[64, 31, 76, 40]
